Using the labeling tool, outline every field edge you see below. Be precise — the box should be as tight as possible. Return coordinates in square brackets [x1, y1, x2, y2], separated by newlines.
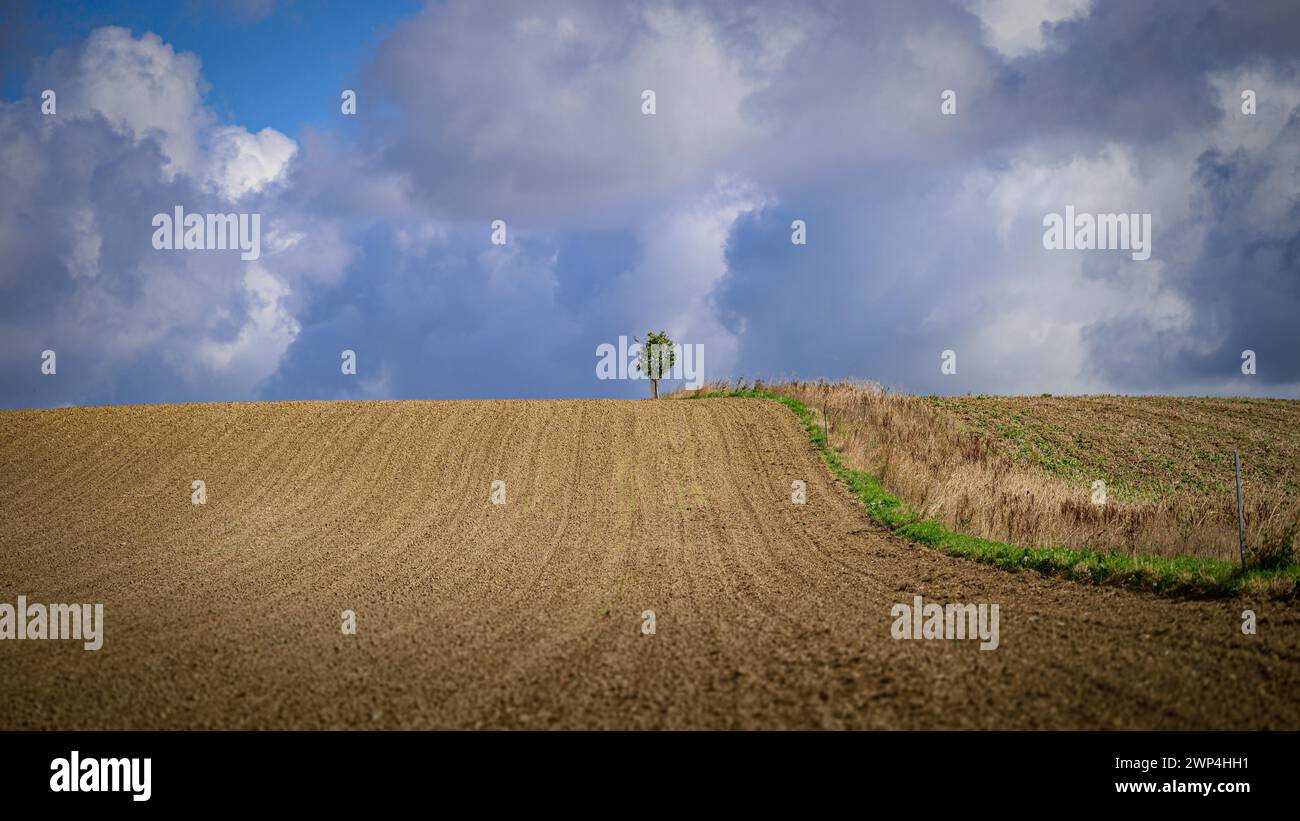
[681, 390, 1300, 600]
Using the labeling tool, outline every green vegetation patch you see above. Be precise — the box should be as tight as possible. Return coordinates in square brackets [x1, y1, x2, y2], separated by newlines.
[685, 390, 1299, 598]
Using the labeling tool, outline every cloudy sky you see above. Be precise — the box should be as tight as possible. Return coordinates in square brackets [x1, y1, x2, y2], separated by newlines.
[1, 0, 1297, 408]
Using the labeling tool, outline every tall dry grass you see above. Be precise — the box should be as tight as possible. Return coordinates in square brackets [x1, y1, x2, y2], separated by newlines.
[690, 379, 1298, 565]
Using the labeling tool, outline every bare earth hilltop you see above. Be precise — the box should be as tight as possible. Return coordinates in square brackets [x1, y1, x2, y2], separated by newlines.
[1, 398, 1296, 729]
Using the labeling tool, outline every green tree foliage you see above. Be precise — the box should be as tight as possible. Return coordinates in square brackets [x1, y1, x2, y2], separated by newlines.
[634, 330, 676, 399]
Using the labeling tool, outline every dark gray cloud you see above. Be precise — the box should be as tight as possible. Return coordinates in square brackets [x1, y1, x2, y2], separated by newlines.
[994, 1, 1300, 143]
[1083, 127, 1300, 391]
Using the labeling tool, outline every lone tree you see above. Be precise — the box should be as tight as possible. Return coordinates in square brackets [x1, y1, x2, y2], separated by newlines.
[634, 330, 676, 399]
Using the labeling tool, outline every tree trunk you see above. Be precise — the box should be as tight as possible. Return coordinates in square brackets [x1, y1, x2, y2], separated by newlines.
[651, 379, 659, 400]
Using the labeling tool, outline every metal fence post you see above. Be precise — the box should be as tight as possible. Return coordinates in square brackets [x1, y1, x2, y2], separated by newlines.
[1234, 449, 1247, 573]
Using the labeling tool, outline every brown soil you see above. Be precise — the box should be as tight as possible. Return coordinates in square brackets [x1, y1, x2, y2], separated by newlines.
[1, 398, 1296, 729]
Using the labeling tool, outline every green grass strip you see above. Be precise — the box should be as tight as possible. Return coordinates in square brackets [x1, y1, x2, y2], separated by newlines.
[684, 390, 1299, 598]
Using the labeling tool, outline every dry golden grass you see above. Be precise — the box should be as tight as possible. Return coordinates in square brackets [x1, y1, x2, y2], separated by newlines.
[693, 380, 1299, 565]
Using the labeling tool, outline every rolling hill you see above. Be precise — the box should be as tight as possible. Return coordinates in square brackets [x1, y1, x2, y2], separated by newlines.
[1, 398, 1297, 729]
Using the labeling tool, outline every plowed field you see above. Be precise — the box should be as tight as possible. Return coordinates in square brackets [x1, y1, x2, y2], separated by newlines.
[1, 399, 1296, 728]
